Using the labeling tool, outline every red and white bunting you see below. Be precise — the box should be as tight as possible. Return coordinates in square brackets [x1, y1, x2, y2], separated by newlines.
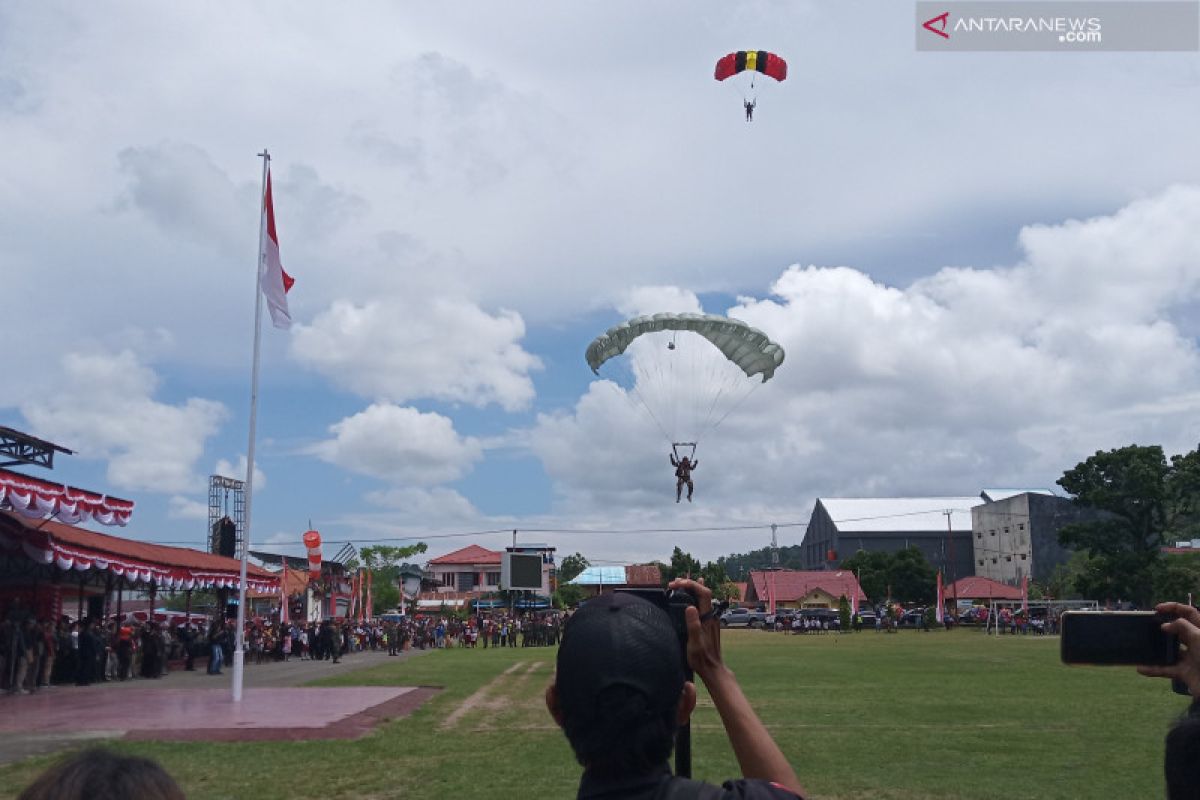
[0, 469, 133, 526]
[0, 519, 278, 594]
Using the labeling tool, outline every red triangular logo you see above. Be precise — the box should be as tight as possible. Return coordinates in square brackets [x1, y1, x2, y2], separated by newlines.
[923, 12, 950, 39]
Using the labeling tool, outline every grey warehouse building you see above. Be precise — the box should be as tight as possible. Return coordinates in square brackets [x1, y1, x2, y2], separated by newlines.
[800, 497, 982, 584]
[971, 489, 1099, 585]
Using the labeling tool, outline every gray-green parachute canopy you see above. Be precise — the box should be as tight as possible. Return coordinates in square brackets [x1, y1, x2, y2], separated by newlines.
[585, 312, 785, 383]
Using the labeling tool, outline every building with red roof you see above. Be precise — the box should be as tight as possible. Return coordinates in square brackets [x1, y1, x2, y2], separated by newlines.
[946, 575, 1024, 602]
[422, 543, 556, 608]
[428, 544, 503, 566]
[427, 545, 503, 595]
[0, 510, 278, 623]
[743, 569, 868, 612]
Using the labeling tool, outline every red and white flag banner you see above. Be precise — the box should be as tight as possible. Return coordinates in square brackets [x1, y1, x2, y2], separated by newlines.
[260, 170, 294, 329]
[935, 571, 944, 623]
[366, 570, 373, 621]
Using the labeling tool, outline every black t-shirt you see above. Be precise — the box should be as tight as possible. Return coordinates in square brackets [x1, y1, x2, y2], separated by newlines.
[577, 765, 803, 800]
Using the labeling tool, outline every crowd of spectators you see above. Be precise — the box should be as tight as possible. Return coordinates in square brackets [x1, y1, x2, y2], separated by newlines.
[405, 612, 563, 649]
[0, 616, 188, 693]
[2, 609, 565, 693]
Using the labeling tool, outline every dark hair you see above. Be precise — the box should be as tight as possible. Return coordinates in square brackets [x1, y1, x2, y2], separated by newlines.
[1166, 709, 1200, 800]
[18, 748, 185, 800]
[559, 683, 679, 778]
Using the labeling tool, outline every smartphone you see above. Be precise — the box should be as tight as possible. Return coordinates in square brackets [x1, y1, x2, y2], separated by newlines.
[1060, 610, 1179, 666]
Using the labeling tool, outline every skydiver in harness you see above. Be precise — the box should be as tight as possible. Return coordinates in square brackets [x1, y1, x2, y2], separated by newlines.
[670, 452, 698, 503]
[744, 98, 756, 122]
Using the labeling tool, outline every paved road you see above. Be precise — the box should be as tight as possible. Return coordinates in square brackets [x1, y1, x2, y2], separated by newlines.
[0, 648, 426, 766]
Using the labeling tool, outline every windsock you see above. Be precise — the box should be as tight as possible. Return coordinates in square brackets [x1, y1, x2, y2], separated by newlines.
[303, 529, 322, 582]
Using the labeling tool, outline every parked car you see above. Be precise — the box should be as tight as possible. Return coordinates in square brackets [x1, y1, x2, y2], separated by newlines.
[720, 607, 768, 628]
[898, 609, 926, 628]
[855, 610, 878, 629]
[959, 607, 986, 625]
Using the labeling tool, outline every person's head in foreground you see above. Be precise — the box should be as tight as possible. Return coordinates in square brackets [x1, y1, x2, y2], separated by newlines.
[550, 591, 692, 779]
[547, 580, 804, 799]
[18, 748, 185, 800]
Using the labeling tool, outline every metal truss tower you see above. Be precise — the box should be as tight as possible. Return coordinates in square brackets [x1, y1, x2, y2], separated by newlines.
[208, 475, 246, 556]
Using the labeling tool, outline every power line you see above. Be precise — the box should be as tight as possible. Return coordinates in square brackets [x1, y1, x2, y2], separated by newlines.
[63, 503, 1065, 551]
[131, 521, 813, 548]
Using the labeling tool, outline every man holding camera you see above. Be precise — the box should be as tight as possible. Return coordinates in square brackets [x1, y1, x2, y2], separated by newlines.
[546, 577, 804, 798]
[1137, 601, 1200, 799]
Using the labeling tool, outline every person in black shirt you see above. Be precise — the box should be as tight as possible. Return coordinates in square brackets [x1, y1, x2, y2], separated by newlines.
[75, 619, 96, 686]
[1137, 602, 1200, 799]
[546, 579, 804, 799]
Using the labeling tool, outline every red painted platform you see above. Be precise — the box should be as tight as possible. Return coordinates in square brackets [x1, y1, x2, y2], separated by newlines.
[2, 686, 437, 742]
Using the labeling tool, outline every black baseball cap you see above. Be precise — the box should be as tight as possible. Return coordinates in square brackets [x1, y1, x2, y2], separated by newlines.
[556, 593, 686, 714]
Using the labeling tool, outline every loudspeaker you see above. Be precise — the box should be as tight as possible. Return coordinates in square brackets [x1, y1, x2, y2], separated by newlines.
[213, 517, 237, 558]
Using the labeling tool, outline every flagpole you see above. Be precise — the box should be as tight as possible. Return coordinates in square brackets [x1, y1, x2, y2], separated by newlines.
[233, 149, 271, 703]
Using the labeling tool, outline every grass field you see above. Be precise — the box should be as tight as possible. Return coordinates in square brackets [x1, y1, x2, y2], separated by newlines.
[0, 628, 1186, 799]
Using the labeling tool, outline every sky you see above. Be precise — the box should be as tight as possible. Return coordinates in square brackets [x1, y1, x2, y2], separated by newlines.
[2, 2, 1199, 570]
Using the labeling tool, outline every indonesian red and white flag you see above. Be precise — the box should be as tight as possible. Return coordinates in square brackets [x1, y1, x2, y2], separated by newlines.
[366, 571, 373, 621]
[260, 170, 294, 329]
[280, 565, 290, 625]
[935, 571, 944, 623]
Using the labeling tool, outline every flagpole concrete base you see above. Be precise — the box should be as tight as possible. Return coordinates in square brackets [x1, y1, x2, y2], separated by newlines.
[232, 649, 245, 702]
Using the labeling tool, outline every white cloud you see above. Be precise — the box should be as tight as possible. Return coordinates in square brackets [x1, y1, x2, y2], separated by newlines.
[20, 350, 227, 494]
[291, 297, 541, 411]
[214, 456, 266, 493]
[364, 486, 479, 521]
[530, 186, 1200, 517]
[619, 286, 704, 318]
[167, 495, 209, 520]
[115, 142, 247, 252]
[310, 403, 483, 485]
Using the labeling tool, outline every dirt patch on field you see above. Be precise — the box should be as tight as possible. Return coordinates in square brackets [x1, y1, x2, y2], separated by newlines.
[440, 661, 547, 731]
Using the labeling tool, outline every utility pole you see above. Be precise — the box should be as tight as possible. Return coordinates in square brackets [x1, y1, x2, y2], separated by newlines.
[943, 510, 958, 612]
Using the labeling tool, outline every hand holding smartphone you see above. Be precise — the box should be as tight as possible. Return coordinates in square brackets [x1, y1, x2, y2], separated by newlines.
[1060, 610, 1179, 666]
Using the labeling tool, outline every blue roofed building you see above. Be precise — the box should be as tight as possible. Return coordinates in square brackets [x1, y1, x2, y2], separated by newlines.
[567, 564, 663, 598]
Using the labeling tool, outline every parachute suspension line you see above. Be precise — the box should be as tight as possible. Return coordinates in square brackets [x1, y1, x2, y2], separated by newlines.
[630, 335, 676, 446]
[628, 381, 675, 447]
[706, 379, 764, 437]
[667, 334, 678, 443]
[695, 351, 732, 439]
[695, 342, 721, 440]
[699, 378, 729, 436]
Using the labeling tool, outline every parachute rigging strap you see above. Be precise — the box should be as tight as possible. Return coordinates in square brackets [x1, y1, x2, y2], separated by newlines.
[672, 442, 698, 461]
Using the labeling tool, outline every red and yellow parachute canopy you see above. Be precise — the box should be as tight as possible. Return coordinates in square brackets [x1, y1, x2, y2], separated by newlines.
[714, 50, 788, 83]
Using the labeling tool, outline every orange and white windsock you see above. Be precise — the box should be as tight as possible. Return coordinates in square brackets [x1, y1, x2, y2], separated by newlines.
[303, 529, 322, 581]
